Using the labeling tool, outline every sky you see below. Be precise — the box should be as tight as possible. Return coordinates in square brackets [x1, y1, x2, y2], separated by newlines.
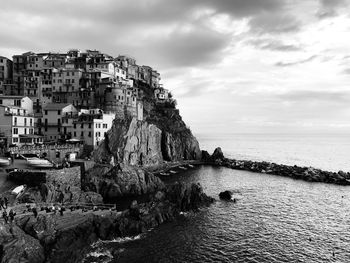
[1, 0, 350, 135]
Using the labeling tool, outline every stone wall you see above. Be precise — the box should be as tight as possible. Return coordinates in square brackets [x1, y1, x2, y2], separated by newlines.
[9, 144, 82, 162]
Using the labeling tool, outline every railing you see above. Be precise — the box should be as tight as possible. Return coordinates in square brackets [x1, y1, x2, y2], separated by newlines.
[5, 112, 34, 117]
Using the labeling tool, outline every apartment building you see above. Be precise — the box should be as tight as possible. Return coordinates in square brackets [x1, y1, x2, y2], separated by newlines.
[41, 103, 77, 141]
[69, 109, 115, 147]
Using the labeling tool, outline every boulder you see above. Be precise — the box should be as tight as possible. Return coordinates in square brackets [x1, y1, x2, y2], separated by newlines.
[201, 150, 211, 162]
[219, 190, 233, 201]
[166, 182, 214, 211]
[211, 147, 225, 161]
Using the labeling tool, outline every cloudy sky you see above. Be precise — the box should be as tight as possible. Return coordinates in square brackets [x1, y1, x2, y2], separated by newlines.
[1, 0, 350, 135]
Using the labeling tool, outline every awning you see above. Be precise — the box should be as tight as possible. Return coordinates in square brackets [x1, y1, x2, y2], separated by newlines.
[66, 138, 82, 142]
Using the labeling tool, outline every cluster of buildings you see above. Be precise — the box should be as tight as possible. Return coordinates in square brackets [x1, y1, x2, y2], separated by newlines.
[0, 49, 170, 150]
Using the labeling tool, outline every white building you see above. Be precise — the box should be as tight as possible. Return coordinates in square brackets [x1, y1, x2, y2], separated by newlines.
[69, 109, 115, 148]
[154, 87, 169, 101]
[0, 105, 42, 146]
[0, 95, 33, 114]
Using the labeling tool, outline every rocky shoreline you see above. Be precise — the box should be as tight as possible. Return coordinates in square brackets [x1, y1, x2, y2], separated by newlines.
[0, 182, 213, 263]
[203, 147, 350, 186]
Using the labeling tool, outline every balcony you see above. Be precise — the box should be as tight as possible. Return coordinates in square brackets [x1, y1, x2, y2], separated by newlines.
[5, 111, 34, 117]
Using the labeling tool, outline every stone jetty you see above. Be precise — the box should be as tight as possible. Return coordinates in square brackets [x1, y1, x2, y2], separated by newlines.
[203, 148, 350, 186]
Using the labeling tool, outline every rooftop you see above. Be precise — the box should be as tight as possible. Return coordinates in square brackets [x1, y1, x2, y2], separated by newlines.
[43, 103, 72, 110]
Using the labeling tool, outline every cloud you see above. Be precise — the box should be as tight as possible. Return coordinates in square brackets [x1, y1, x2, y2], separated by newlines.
[316, 0, 348, 18]
[247, 39, 301, 51]
[249, 13, 301, 34]
[275, 55, 317, 67]
[277, 90, 350, 104]
[342, 68, 350, 74]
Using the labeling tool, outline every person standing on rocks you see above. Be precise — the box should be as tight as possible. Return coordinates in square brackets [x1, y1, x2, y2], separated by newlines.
[32, 207, 38, 218]
[9, 209, 15, 223]
[0, 198, 4, 209]
[4, 197, 8, 209]
[2, 210, 8, 224]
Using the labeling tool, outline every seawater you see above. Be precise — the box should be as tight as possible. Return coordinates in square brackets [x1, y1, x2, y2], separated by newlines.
[197, 133, 350, 172]
[86, 166, 350, 263]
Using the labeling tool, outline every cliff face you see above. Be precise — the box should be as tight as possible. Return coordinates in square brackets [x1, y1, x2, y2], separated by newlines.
[93, 108, 201, 167]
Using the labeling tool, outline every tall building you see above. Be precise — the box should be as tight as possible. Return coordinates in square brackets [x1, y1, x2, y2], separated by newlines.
[41, 103, 77, 141]
[0, 96, 41, 146]
[0, 56, 13, 95]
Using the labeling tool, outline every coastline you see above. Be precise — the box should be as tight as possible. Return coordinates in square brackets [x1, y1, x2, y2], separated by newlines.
[203, 147, 350, 186]
[2, 147, 350, 262]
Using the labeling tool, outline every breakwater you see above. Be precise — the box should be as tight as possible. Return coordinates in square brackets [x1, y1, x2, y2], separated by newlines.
[204, 148, 350, 186]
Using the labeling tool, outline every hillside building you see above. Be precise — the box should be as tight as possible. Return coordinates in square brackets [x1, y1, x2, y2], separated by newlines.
[69, 109, 115, 147]
[41, 103, 77, 141]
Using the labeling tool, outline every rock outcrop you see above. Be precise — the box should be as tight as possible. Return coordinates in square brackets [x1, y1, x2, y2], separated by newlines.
[3, 182, 214, 263]
[93, 118, 164, 167]
[83, 164, 165, 200]
[0, 223, 45, 263]
[219, 190, 233, 201]
[93, 89, 201, 167]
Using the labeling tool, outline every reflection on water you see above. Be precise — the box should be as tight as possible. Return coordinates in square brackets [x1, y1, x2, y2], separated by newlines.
[88, 165, 350, 263]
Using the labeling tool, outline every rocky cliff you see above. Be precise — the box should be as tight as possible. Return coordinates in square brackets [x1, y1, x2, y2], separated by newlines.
[93, 86, 201, 167]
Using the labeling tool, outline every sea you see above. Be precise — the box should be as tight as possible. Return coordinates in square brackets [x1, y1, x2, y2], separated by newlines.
[20, 133, 350, 262]
[197, 133, 350, 173]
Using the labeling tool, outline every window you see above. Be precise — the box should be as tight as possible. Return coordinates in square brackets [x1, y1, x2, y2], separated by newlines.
[30, 118, 32, 126]
[74, 123, 76, 129]
[13, 138, 18, 143]
[88, 123, 91, 129]
[80, 131, 84, 136]
[80, 123, 84, 129]
[88, 131, 92, 137]
[58, 110, 61, 115]
[13, 128, 18, 134]
[24, 128, 27, 134]
[45, 110, 48, 115]
[24, 118, 27, 126]
[30, 129, 33, 134]
[74, 131, 76, 137]
[14, 117, 17, 126]
[103, 124, 107, 129]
